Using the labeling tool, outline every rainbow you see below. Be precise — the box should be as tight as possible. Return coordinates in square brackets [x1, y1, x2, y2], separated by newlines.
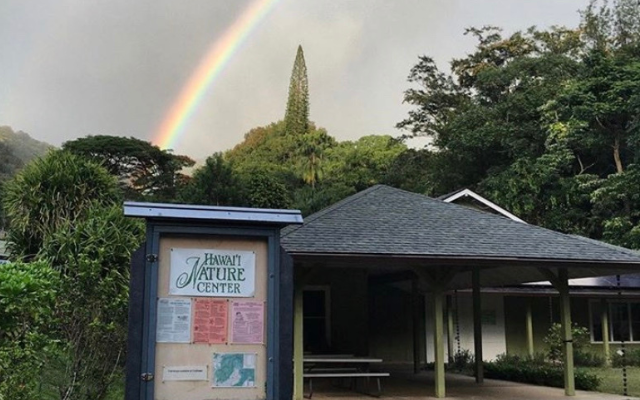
[154, 0, 281, 150]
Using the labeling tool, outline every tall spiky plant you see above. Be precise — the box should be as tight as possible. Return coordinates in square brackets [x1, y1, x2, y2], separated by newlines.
[284, 45, 310, 136]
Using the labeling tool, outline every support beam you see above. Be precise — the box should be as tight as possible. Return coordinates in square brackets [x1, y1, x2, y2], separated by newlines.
[433, 287, 446, 398]
[601, 298, 610, 365]
[526, 300, 534, 358]
[412, 278, 421, 374]
[293, 283, 304, 400]
[558, 268, 575, 396]
[472, 267, 484, 383]
[538, 267, 561, 288]
[416, 267, 458, 398]
[447, 296, 454, 364]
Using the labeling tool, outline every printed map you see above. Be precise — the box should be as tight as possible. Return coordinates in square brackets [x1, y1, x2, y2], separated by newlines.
[212, 353, 256, 387]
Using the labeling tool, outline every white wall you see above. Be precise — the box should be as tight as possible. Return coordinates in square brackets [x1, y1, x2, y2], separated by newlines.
[425, 293, 506, 362]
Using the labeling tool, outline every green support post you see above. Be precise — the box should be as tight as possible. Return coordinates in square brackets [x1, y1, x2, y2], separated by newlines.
[433, 287, 446, 398]
[447, 296, 454, 364]
[412, 278, 421, 374]
[558, 268, 575, 396]
[601, 298, 610, 365]
[293, 282, 304, 400]
[472, 267, 484, 383]
[526, 300, 534, 358]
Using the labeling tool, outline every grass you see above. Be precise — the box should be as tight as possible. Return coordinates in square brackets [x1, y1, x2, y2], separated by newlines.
[580, 367, 640, 397]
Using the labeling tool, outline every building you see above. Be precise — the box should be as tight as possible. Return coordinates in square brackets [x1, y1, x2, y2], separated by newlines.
[434, 188, 640, 361]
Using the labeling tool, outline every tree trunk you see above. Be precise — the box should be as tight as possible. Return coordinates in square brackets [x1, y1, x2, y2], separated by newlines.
[613, 135, 624, 174]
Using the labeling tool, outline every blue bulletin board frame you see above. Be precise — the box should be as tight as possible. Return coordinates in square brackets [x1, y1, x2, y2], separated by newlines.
[124, 202, 301, 400]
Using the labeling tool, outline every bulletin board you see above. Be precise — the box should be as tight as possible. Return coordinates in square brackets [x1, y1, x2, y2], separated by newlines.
[153, 236, 268, 400]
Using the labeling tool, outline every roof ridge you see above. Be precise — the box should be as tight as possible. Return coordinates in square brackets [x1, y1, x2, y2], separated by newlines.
[281, 184, 385, 238]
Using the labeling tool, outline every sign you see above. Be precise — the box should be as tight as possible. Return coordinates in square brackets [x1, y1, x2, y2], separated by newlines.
[193, 299, 228, 344]
[230, 301, 265, 344]
[212, 353, 257, 388]
[170, 248, 256, 297]
[162, 366, 207, 381]
[156, 298, 192, 343]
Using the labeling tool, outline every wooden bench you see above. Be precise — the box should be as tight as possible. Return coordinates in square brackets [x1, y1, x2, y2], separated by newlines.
[303, 372, 390, 398]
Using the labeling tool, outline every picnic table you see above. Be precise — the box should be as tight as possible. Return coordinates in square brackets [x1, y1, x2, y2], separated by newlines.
[302, 356, 389, 398]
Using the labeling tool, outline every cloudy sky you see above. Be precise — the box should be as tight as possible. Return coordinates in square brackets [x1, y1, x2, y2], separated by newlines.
[0, 0, 588, 159]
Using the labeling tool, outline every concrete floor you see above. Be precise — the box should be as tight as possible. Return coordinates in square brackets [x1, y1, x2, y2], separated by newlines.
[308, 371, 640, 399]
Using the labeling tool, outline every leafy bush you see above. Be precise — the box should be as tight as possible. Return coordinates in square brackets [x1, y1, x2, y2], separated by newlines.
[38, 204, 143, 400]
[448, 349, 475, 372]
[0, 261, 59, 400]
[543, 323, 592, 363]
[574, 351, 606, 367]
[484, 354, 601, 391]
[612, 348, 640, 367]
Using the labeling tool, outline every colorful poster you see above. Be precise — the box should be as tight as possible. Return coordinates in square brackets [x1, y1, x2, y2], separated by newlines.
[169, 248, 256, 297]
[193, 299, 228, 344]
[212, 353, 256, 388]
[156, 298, 191, 343]
[230, 301, 265, 344]
[162, 366, 207, 381]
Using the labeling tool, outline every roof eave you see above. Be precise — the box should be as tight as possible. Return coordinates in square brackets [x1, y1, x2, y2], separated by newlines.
[284, 251, 640, 269]
[124, 201, 303, 225]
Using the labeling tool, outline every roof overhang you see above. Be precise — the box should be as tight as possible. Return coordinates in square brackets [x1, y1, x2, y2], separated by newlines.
[124, 201, 303, 226]
[286, 251, 640, 289]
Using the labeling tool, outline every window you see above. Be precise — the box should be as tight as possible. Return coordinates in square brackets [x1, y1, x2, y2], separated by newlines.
[590, 300, 640, 343]
[303, 287, 331, 353]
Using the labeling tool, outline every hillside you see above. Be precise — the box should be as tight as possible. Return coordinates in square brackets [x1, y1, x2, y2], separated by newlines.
[0, 126, 52, 180]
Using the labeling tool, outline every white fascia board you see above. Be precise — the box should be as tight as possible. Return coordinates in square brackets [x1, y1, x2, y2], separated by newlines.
[442, 189, 527, 224]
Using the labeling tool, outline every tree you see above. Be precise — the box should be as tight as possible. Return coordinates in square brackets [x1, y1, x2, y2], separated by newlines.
[397, 0, 640, 247]
[284, 45, 310, 136]
[63, 135, 195, 201]
[178, 153, 240, 206]
[237, 169, 292, 209]
[297, 129, 335, 189]
[38, 205, 143, 400]
[323, 135, 406, 191]
[2, 150, 121, 259]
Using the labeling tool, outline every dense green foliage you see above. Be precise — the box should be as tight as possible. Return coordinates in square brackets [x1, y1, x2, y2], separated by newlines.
[38, 205, 143, 400]
[2, 151, 121, 259]
[484, 353, 601, 391]
[543, 323, 593, 363]
[397, 0, 640, 248]
[0, 261, 59, 400]
[63, 135, 194, 202]
[1, 151, 143, 400]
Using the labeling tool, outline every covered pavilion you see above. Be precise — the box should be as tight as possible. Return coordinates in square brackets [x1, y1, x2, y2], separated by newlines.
[280, 185, 640, 399]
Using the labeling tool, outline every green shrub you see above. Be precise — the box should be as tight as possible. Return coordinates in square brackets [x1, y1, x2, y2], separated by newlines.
[494, 352, 547, 366]
[0, 261, 59, 400]
[449, 349, 474, 372]
[484, 353, 601, 391]
[574, 351, 606, 367]
[543, 323, 591, 363]
[612, 348, 640, 367]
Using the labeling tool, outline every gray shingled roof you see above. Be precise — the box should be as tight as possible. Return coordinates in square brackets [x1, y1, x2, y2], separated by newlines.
[280, 185, 640, 264]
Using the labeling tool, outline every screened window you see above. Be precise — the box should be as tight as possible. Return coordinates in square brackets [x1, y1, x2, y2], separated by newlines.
[590, 300, 640, 343]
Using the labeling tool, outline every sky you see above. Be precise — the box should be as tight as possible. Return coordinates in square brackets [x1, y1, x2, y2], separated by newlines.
[0, 0, 589, 159]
